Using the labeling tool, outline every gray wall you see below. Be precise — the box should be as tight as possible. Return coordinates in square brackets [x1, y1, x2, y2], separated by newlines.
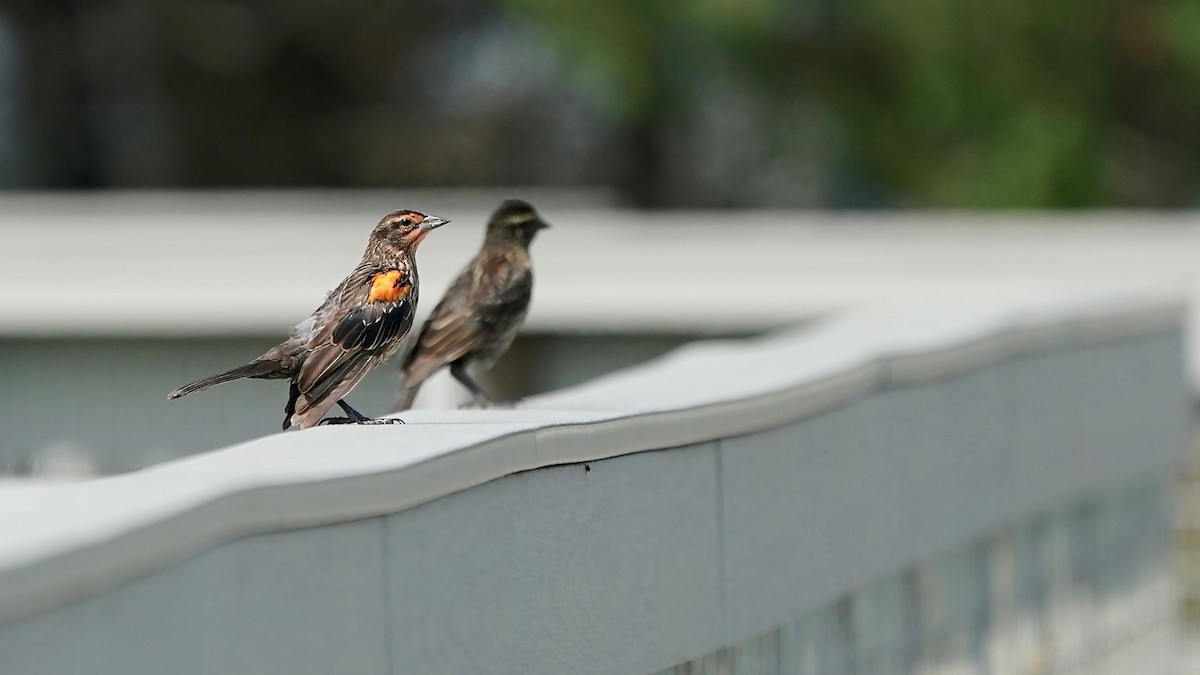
[0, 317, 1187, 674]
[655, 482, 1175, 675]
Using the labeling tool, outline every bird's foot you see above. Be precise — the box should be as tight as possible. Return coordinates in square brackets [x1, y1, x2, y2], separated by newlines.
[318, 416, 404, 426]
[330, 399, 403, 425]
[359, 417, 405, 425]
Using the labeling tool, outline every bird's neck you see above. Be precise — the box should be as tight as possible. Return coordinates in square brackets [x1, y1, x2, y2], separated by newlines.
[365, 239, 416, 266]
[483, 229, 530, 250]
[479, 245, 530, 271]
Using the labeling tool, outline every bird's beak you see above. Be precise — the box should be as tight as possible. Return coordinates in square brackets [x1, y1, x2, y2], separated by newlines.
[419, 216, 449, 232]
[534, 219, 551, 230]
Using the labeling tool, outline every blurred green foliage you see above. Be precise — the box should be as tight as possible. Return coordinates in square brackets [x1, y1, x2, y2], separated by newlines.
[5, 0, 1200, 207]
[500, 0, 1200, 207]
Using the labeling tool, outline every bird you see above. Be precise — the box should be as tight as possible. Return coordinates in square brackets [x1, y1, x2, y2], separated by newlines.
[168, 209, 449, 430]
[393, 199, 549, 411]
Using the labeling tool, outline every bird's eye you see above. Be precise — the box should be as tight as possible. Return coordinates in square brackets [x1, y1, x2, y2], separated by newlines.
[400, 218, 412, 227]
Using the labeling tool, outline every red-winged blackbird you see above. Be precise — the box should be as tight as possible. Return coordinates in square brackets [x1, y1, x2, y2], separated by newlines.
[393, 200, 548, 411]
[169, 210, 449, 430]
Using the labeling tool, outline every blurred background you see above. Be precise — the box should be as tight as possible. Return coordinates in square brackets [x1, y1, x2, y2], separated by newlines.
[4, 0, 1200, 666]
[1, 0, 1199, 207]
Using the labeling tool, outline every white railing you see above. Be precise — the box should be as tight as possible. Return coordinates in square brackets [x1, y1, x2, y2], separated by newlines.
[0, 294, 1188, 674]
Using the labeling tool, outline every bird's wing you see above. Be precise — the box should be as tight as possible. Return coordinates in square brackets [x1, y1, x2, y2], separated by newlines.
[402, 258, 530, 385]
[403, 295, 489, 386]
[297, 263, 416, 408]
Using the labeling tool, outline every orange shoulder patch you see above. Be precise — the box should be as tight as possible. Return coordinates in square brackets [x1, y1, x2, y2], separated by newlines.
[368, 270, 411, 303]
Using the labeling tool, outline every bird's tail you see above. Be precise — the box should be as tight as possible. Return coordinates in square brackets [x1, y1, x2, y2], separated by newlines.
[168, 360, 283, 399]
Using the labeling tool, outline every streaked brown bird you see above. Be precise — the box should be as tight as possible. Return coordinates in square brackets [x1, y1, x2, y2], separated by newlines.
[393, 199, 549, 411]
[168, 210, 449, 429]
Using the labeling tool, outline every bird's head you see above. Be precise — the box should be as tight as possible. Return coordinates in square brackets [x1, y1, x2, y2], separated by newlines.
[485, 199, 550, 249]
[373, 210, 449, 252]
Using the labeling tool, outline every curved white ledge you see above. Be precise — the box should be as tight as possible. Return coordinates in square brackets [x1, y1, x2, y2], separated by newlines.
[0, 293, 1188, 658]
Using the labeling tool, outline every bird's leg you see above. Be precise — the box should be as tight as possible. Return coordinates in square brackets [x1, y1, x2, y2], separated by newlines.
[318, 399, 405, 426]
[283, 382, 301, 430]
[337, 400, 371, 422]
[450, 362, 493, 408]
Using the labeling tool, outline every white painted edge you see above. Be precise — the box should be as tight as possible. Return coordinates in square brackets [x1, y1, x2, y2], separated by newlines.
[0, 291, 1185, 627]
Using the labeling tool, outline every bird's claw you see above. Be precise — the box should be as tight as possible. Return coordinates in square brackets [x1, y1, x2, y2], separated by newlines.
[317, 416, 404, 426]
[360, 417, 405, 425]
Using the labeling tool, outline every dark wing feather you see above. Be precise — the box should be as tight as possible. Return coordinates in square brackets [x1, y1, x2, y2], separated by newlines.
[296, 263, 415, 412]
[478, 269, 533, 326]
[331, 300, 413, 352]
[298, 346, 372, 405]
[405, 313, 489, 382]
